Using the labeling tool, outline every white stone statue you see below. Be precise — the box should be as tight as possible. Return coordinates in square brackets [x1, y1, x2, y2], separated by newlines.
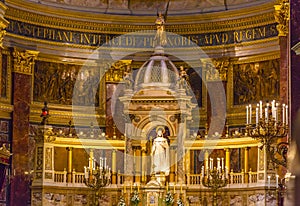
[151, 126, 170, 175]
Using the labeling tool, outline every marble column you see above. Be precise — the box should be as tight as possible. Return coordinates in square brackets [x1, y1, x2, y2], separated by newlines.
[169, 147, 176, 183]
[10, 47, 39, 206]
[225, 148, 230, 173]
[204, 150, 209, 171]
[141, 149, 147, 183]
[244, 147, 250, 183]
[134, 147, 141, 183]
[124, 123, 133, 183]
[185, 149, 190, 175]
[274, 1, 289, 103]
[290, 1, 300, 204]
[111, 150, 117, 184]
[66, 147, 73, 183]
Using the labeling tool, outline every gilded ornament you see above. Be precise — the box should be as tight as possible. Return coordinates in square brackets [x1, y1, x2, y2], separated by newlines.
[203, 58, 230, 82]
[274, 0, 289, 36]
[12, 48, 39, 75]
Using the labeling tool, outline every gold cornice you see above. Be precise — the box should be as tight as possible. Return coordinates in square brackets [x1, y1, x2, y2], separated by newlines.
[4, 2, 276, 34]
[0, 2, 7, 12]
[52, 138, 125, 149]
[233, 51, 280, 64]
[5, 0, 275, 24]
[185, 137, 259, 149]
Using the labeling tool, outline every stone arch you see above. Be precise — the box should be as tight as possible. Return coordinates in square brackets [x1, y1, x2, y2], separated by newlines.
[133, 115, 176, 138]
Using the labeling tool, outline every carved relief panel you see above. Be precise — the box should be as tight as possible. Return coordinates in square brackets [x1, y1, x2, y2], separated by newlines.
[34, 61, 100, 106]
[233, 59, 280, 105]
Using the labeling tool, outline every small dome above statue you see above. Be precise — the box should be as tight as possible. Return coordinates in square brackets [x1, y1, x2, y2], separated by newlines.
[134, 47, 179, 92]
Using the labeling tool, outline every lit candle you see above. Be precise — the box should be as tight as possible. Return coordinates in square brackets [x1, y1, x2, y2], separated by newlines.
[276, 175, 279, 188]
[267, 176, 271, 189]
[259, 101, 263, 118]
[246, 105, 249, 124]
[256, 107, 259, 125]
[99, 157, 102, 168]
[274, 107, 278, 122]
[104, 157, 107, 168]
[285, 105, 288, 125]
[221, 158, 224, 170]
[84, 166, 88, 178]
[201, 166, 204, 177]
[217, 158, 220, 171]
[282, 104, 285, 124]
[249, 104, 252, 124]
[265, 107, 268, 122]
[272, 100, 275, 118]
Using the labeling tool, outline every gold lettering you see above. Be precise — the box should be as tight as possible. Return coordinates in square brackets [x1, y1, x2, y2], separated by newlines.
[92, 34, 97, 45]
[167, 37, 173, 46]
[17, 22, 22, 33]
[181, 36, 187, 46]
[62, 31, 70, 42]
[143, 37, 149, 47]
[106, 35, 111, 44]
[258, 27, 266, 37]
[48, 29, 55, 40]
[191, 36, 198, 45]
[43, 28, 49, 39]
[57, 31, 63, 41]
[234, 31, 241, 42]
[222, 33, 228, 43]
[245, 30, 252, 39]
[24, 25, 31, 35]
[83, 34, 91, 44]
[215, 34, 220, 44]
[204, 35, 210, 44]
[174, 37, 180, 46]
[35, 27, 41, 37]
[270, 25, 277, 35]
[126, 36, 135, 46]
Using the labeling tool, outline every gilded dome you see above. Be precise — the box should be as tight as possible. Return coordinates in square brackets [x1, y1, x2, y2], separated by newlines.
[134, 48, 179, 91]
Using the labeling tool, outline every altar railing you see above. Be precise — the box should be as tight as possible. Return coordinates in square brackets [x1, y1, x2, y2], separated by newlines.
[42, 169, 259, 188]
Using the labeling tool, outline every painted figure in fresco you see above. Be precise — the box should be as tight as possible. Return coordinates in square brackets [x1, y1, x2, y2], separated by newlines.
[153, 0, 170, 47]
[151, 126, 170, 175]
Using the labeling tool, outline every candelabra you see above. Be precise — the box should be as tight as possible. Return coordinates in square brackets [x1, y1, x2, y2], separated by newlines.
[84, 157, 111, 205]
[245, 100, 289, 167]
[202, 158, 228, 206]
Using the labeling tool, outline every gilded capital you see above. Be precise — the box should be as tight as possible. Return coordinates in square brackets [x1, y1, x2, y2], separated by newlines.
[274, 0, 289, 36]
[203, 57, 230, 81]
[12, 48, 39, 75]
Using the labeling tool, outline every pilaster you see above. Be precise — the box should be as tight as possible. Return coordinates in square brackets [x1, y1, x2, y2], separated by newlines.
[11, 47, 38, 206]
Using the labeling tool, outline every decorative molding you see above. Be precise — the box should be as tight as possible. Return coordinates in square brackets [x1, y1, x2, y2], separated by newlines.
[12, 47, 39, 74]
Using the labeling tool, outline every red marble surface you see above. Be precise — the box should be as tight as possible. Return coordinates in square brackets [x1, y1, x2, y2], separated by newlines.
[291, 0, 300, 204]
[10, 73, 32, 206]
